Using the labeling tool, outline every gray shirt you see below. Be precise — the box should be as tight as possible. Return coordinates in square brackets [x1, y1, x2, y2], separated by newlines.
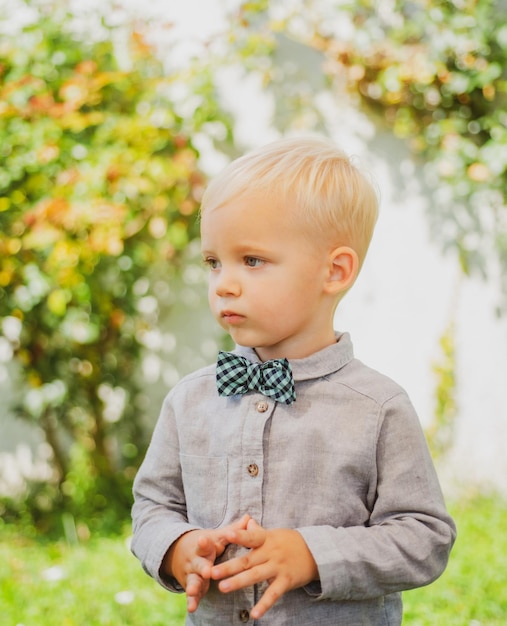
[131, 332, 456, 626]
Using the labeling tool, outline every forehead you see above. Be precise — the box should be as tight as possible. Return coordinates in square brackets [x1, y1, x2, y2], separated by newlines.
[202, 194, 305, 248]
[200, 196, 328, 262]
[201, 192, 288, 232]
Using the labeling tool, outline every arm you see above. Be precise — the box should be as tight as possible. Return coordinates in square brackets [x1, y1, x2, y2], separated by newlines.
[297, 391, 456, 600]
[131, 395, 197, 591]
[131, 392, 251, 610]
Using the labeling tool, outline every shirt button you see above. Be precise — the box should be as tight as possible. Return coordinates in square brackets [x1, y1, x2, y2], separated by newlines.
[247, 463, 259, 477]
[239, 609, 250, 622]
[256, 400, 269, 412]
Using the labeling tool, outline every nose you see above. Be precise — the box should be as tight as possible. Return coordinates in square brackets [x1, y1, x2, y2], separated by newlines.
[214, 267, 241, 297]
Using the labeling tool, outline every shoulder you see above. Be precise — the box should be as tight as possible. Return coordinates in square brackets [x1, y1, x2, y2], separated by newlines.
[333, 357, 410, 407]
[155, 361, 222, 421]
[168, 362, 217, 397]
[179, 362, 217, 384]
[326, 359, 422, 439]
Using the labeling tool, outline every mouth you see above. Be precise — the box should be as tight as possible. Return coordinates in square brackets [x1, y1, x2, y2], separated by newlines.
[221, 310, 245, 325]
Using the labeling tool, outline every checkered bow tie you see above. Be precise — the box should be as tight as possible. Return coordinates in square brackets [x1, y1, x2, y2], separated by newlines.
[216, 351, 296, 405]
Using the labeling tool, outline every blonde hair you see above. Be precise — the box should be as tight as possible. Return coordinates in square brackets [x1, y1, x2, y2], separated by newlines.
[200, 135, 379, 267]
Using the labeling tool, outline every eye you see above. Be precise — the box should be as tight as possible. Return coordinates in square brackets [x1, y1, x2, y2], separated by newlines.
[203, 257, 220, 270]
[244, 257, 264, 268]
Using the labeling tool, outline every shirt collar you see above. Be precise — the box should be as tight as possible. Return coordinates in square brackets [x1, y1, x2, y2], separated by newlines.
[234, 332, 354, 383]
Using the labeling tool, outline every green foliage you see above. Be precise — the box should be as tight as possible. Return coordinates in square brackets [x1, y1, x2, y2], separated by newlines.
[323, 0, 507, 284]
[427, 322, 457, 459]
[0, 1, 221, 532]
[1, 496, 506, 624]
[226, 0, 507, 306]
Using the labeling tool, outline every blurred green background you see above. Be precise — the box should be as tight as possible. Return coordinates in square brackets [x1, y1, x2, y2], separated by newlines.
[1, 0, 506, 623]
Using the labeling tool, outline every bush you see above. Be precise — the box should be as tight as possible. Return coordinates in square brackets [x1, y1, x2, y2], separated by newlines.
[0, 0, 230, 533]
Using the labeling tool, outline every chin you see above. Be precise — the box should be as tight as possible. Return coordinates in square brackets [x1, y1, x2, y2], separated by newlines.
[228, 333, 260, 349]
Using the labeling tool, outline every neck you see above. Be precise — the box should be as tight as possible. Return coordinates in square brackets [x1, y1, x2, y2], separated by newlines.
[254, 330, 337, 362]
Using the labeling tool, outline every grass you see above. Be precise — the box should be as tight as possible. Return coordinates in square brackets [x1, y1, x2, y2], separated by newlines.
[1, 496, 506, 625]
[0, 530, 186, 625]
[403, 495, 507, 625]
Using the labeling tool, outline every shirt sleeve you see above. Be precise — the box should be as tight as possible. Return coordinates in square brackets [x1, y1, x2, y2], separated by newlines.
[130, 393, 201, 591]
[296, 391, 457, 601]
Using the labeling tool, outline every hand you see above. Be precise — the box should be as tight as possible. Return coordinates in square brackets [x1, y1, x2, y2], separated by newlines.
[210, 518, 318, 620]
[163, 514, 251, 613]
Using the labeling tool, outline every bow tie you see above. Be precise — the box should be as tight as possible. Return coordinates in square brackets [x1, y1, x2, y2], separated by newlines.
[216, 351, 296, 405]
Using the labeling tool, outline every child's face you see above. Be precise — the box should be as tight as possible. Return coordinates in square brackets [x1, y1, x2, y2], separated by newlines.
[200, 193, 338, 361]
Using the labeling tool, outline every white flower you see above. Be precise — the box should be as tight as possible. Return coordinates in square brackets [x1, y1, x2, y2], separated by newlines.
[115, 590, 135, 605]
[41, 566, 66, 582]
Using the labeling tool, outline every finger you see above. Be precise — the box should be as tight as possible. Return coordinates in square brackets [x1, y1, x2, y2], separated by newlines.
[185, 573, 209, 613]
[232, 513, 251, 530]
[223, 525, 266, 549]
[218, 566, 270, 593]
[211, 559, 276, 593]
[218, 514, 265, 548]
[213, 515, 251, 553]
[214, 514, 251, 553]
[187, 595, 199, 614]
[246, 517, 261, 531]
[211, 549, 262, 581]
[190, 554, 213, 579]
[250, 579, 286, 620]
[195, 534, 214, 558]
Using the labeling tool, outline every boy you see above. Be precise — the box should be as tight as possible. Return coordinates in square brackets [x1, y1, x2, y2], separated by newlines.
[131, 136, 456, 625]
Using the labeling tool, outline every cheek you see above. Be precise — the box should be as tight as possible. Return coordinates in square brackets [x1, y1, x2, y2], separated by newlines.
[207, 283, 218, 309]
[207, 286, 226, 326]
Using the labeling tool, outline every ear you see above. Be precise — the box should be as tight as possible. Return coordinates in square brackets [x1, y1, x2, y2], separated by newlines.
[324, 246, 359, 295]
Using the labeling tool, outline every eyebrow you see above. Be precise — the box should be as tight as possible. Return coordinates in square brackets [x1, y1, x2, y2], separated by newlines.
[201, 242, 273, 255]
